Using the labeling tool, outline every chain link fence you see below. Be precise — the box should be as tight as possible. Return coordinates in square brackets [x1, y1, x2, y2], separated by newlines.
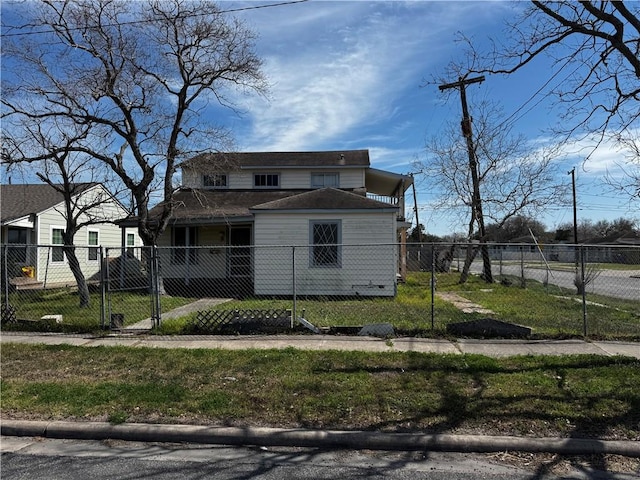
[2, 242, 639, 338]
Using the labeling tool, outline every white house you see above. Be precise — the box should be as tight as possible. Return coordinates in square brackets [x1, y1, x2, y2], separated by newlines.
[126, 150, 413, 297]
[1, 183, 139, 286]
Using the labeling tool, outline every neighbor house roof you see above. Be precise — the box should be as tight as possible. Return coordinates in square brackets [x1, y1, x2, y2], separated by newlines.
[184, 150, 370, 170]
[0, 183, 96, 224]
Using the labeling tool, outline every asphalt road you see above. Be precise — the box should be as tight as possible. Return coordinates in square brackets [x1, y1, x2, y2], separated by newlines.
[468, 261, 640, 301]
[3, 436, 636, 480]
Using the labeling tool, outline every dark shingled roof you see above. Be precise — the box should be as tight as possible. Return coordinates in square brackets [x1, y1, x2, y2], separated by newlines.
[147, 189, 309, 224]
[142, 187, 396, 225]
[184, 150, 370, 170]
[251, 188, 397, 211]
[1, 183, 96, 223]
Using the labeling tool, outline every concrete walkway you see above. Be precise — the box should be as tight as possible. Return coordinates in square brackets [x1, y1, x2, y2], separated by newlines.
[123, 297, 232, 330]
[1, 331, 639, 358]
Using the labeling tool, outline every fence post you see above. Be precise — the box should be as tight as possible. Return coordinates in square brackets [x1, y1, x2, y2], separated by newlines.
[580, 245, 587, 337]
[2, 245, 8, 311]
[150, 246, 162, 329]
[292, 245, 296, 328]
[430, 244, 435, 330]
[519, 245, 526, 288]
[100, 246, 106, 330]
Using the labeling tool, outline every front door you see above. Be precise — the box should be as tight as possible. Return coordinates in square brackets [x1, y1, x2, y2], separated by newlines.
[228, 226, 252, 279]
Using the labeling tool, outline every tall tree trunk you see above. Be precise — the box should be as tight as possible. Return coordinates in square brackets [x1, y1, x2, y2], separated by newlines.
[63, 245, 90, 308]
[459, 244, 479, 284]
[480, 243, 493, 283]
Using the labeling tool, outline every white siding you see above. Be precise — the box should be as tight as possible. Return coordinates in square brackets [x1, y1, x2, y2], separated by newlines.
[184, 166, 367, 190]
[33, 185, 136, 284]
[253, 211, 397, 297]
[181, 166, 200, 188]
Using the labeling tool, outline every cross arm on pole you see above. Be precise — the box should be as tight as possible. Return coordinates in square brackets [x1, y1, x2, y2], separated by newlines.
[438, 75, 485, 91]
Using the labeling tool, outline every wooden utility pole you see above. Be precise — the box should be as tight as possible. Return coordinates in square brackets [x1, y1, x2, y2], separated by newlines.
[439, 75, 493, 283]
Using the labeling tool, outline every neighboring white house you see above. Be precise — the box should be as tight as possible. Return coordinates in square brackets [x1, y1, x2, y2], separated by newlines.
[0, 183, 139, 285]
[123, 150, 413, 297]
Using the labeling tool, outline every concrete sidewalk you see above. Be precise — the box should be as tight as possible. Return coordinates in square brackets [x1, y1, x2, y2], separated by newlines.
[2, 333, 639, 458]
[1, 331, 638, 358]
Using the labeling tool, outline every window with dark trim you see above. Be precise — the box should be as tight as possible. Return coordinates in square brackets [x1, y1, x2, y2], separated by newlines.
[310, 220, 341, 267]
[253, 173, 280, 188]
[203, 174, 228, 188]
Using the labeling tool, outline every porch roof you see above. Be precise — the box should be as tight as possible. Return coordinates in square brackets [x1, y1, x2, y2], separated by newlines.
[123, 187, 397, 227]
[142, 188, 311, 226]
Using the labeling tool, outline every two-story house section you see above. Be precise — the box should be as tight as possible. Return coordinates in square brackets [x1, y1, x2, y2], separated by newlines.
[145, 150, 412, 297]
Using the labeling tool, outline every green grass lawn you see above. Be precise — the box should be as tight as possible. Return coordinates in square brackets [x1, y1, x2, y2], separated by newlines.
[2, 343, 638, 440]
[160, 272, 640, 339]
[2, 288, 192, 333]
[3, 272, 639, 338]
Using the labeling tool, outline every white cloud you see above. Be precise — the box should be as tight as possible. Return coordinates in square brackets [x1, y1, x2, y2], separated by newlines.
[557, 130, 639, 179]
[233, 1, 513, 152]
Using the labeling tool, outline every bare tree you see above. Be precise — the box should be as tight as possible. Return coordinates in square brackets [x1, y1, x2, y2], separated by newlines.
[416, 100, 568, 283]
[2, 120, 127, 308]
[460, 1, 639, 198]
[2, 0, 267, 248]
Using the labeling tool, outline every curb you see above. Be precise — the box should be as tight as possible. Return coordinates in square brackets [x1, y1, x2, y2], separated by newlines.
[2, 420, 639, 457]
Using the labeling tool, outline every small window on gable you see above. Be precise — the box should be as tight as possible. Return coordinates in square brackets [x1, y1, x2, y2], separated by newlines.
[203, 174, 228, 188]
[254, 173, 280, 188]
[311, 172, 339, 188]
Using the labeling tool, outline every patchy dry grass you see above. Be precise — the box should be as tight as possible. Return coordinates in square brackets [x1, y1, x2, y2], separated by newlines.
[2, 343, 639, 441]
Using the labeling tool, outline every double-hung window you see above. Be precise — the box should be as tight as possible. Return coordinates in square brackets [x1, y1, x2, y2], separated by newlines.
[51, 227, 65, 263]
[126, 233, 136, 255]
[310, 220, 341, 268]
[87, 230, 99, 262]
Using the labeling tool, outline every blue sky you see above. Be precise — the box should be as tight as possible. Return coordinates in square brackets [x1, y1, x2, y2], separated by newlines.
[2, 0, 638, 237]
[221, 0, 639, 236]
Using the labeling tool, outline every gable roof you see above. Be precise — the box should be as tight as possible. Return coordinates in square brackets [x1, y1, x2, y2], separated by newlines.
[0, 183, 96, 223]
[184, 150, 370, 170]
[251, 188, 398, 212]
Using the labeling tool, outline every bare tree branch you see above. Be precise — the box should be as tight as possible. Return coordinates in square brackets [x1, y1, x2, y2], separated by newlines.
[2, 0, 267, 247]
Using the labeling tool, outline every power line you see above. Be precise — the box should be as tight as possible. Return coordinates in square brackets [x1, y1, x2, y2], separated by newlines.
[1, 0, 308, 38]
[495, 55, 582, 132]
